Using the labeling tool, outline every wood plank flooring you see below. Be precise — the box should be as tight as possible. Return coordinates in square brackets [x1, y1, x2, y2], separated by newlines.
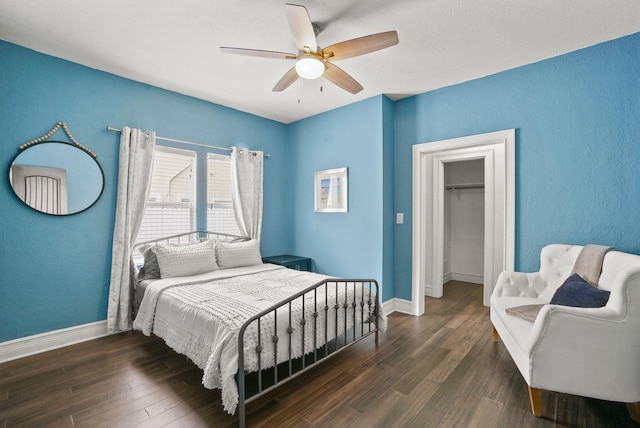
[1, 281, 637, 427]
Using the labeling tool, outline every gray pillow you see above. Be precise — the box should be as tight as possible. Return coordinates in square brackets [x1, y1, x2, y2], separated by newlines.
[138, 245, 161, 281]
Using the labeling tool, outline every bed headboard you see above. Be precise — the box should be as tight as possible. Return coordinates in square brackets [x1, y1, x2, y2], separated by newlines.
[132, 230, 246, 266]
[135, 230, 244, 248]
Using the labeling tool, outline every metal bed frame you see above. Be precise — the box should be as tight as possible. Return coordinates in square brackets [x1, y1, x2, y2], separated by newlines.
[133, 231, 382, 428]
[236, 277, 380, 427]
[133, 230, 244, 252]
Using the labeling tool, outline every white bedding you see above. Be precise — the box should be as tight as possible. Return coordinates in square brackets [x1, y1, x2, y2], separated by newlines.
[133, 264, 387, 414]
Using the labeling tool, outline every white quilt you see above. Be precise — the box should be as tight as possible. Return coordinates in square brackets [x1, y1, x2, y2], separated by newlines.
[133, 264, 387, 414]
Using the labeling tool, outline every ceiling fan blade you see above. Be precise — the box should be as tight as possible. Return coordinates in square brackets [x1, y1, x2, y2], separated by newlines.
[220, 47, 297, 60]
[324, 62, 363, 94]
[272, 67, 299, 92]
[322, 31, 399, 61]
[285, 3, 317, 52]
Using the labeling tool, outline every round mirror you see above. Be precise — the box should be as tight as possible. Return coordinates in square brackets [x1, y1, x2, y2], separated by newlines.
[8, 141, 104, 215]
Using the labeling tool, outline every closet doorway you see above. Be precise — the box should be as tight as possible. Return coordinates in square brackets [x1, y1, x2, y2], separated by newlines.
[443, 160, 485, 289]
[411, 129, 515, 315]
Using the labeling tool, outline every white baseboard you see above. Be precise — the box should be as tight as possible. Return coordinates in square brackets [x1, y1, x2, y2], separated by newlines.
[450, 272, 483, 284]
[443, 272, 452, 283]
[423, 284, 433, 296]
[382, 298, 413, 315]
[0, 320, 111, 363]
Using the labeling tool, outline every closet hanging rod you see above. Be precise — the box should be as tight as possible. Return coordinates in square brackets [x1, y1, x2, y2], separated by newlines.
[106, 126, 269, 157]
[445, 183, 484, 190]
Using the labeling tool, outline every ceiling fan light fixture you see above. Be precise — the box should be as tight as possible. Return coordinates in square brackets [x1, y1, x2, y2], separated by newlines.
[295, 55, 325, 79]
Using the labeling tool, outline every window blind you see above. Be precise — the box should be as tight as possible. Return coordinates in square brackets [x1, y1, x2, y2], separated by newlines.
[137, 147, 196, 243]
[207, 153, 240, 236]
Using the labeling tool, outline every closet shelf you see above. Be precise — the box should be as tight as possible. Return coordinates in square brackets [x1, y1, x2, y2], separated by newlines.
[444, 182, 484, 190]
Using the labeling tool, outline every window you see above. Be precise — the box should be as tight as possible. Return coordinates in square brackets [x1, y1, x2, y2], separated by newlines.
[137, 147, 196, 243]
[207, 153, 240, 235]
[136, 147, 240, 246]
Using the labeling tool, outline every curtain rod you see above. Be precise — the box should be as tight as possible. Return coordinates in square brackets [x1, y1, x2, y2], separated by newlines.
[106, 126, 269, 157]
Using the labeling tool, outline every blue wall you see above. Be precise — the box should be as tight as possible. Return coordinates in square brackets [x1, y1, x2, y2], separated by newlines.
[382, 97, 395, 301]
[0, 41, 288, 342]
[393, 32, 640, 300]
[2, 31, 639, 343]
[286, 96, 394, 301]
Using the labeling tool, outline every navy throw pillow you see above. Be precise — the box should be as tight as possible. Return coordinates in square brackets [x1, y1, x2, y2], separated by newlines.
[550, 273, 610, 308]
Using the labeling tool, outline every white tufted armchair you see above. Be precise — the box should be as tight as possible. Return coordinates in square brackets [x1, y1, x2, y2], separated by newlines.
[490, 244, 640, 422]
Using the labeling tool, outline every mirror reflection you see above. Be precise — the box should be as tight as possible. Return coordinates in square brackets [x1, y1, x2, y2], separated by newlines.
[8, 141, 104, 215]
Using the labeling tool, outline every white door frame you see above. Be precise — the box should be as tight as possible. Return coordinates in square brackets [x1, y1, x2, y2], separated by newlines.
[411, 129, 515, 315]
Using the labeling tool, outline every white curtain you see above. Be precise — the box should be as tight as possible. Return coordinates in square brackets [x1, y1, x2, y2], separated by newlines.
[107, 127, 155, 333]
[231, 147, 264, 241]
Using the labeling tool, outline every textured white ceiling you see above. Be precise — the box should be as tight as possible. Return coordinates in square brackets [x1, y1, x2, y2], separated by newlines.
[1, 1, 639, 123]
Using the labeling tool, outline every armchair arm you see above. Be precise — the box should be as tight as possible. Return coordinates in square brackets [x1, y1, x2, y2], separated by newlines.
[526, 300, 639, 402]
[491, 271, 548, 299]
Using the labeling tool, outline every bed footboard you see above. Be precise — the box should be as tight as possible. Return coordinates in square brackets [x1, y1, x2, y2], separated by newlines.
[236, 278, 381, 428]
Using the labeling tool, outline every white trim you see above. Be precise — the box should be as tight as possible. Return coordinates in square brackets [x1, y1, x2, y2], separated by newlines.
[450, 272, 484, 284]
[442, 272, 452, 284]
[0, 320, 111, 363]
[424, 284, 434, 295]
[382, 298, 413, 315]
[412, 129, 515, 315]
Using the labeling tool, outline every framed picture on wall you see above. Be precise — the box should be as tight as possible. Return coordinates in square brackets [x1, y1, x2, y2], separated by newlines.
[314, 167, 348, 213]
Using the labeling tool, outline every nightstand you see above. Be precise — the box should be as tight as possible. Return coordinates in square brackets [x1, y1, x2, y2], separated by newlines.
[262, 254, 312, 272]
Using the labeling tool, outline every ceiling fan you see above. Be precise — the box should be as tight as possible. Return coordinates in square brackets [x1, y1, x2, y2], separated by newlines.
[220, 3, 399, 94]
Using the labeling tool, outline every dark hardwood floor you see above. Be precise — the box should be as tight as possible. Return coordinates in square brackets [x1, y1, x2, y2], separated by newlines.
[1, 281, 637, 427]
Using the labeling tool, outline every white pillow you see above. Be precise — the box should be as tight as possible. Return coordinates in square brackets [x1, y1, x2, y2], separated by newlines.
[154, 239, 218, 278]
[216, 239, 263, 269]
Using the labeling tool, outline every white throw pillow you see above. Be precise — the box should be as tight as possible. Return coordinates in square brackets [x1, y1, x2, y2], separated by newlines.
[155, 239, 219, 278]
[216, 239, 263, 269]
